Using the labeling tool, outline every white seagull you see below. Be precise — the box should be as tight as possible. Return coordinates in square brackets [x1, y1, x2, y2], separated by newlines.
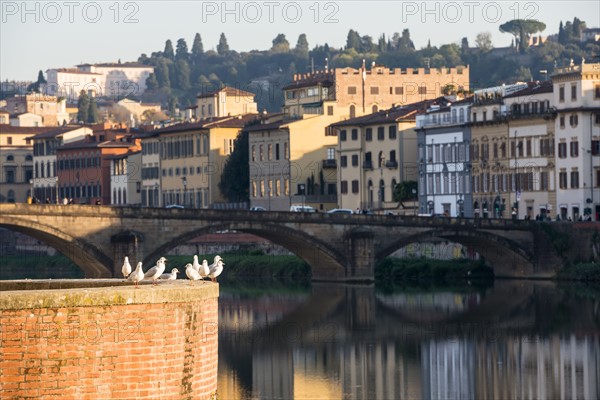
[199, 259, 210, 278]
[192, 255, 201, 272]
[159, 268, 180, 280]
[128, 261, 144, 288]
[121, 256, 132, 279]
[144, 257, 167, 285]
[207, 255, 222, 271]
[185, 263, 202, 285]
[208, 259, 224, 282]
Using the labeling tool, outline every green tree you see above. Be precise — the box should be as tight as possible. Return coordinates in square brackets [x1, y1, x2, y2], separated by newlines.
[475, 32, 493, 51]
[217, 33, 230, 55]
[175, 38, 189, 61]
[191, 33, 204, 65]
[77, 90, 89, 123]
[87, 96, 100, 124]
[155, 58, 171, 88]
[346, 29, 361, 50]
[393, 181, 418, 207]
[294, 33, 309, 59]
[219, 131, 249, 202]
[174, 59, 191, 90]
[398, 29, 415, 50]
[558, 21, 567, 45]
[499, 19, 546, 53]
[27, 70, 47, 92]
[146, 73, 159, 90]
[271, 33, 290, 53]
[164, 39, 175, 60]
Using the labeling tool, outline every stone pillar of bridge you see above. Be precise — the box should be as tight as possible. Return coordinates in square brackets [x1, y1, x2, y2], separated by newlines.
[345, 285, 375, 330]
[345, 229, 375, 281]
[110, 231, 143, 278]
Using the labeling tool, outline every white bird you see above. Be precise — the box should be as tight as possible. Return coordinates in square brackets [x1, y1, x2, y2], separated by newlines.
[128, 262, 144, 288]
[144, 257, 167, 285]
[159, 268, 180, 280]
[185, 263, 202, 285]
[121, 256, 132, 279]
[207, 255, 222, 271]
[208, 259, 224, 282]
[192, 255, 201, 272]
[199, 259, 210, 278]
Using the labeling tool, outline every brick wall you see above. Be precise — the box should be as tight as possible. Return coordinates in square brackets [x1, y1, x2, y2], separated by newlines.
[0, 281, 219, 399]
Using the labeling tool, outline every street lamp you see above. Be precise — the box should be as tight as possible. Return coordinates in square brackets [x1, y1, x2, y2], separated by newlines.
[29, 179, 33, 203]
[412, 188, 417, 216]
[299, 184, 305, 208]
[181, 176, 187, 207]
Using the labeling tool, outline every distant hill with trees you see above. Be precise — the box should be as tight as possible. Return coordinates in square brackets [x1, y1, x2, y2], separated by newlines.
[135, 18, 599, 114]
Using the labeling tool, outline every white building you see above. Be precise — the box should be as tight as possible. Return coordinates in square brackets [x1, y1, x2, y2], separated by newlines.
[552, 62, 600, 220]
[29, 126, 92, 202]
[110, 151, 142, 206]
[44, 62, 154, 103]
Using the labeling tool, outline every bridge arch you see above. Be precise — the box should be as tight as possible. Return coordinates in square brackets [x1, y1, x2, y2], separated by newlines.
[143, 221, 348, 280]
[376, 229, 536, 276]
[0, 218, 113, 278]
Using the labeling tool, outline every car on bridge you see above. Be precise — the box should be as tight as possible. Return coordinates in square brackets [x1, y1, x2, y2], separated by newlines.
[165, 204, 184, 209]
[290, 205, 316, 213]
[250, 206, 266, 211]
[327, 208, 354, 214]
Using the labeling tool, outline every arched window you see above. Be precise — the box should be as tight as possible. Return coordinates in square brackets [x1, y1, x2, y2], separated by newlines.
[452, 109, 457, 123]
[113, 189, 117, 204]
[372, 105, 378, 113]
[379, 179, 385, 202]
[349, 105, 356, 119]
[391, 179, 397, 197]
[25, 155, 33, 162]
[123, 189, 127, 205]
[459, 108, 465, 123]
[6, 154, 14, 161]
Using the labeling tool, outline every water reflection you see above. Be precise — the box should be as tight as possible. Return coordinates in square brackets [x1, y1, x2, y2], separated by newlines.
[218, 281, 600, 400]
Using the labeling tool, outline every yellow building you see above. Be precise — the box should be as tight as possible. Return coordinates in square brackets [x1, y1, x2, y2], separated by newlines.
[283, 63, 470, 119]
[247, 114, 339, 211]
[141, 114, 259, 208]
[470, 82, 556, 219]
[331, 98, 446, 212]
[196, 86, 258, 119]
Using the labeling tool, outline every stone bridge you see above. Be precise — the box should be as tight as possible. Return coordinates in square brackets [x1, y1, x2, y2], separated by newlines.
[0, 204, 594, 281]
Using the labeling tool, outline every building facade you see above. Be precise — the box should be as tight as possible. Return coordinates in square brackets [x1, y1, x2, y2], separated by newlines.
[3, 94, 69, 126]
[0, 126, 38, 203]
[416, 99, 473, 217]
[196, 86, 258, 119]
[331, 98, 445, 212]
[552, 62, 600, 220]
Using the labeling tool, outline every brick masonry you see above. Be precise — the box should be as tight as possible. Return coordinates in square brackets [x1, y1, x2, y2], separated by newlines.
[0, 280, 219, 399]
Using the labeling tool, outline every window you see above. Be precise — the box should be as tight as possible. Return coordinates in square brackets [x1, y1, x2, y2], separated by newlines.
[259, 144, 263, 161]
[540, 171, 549, 190]
[340, 155, 347, 167]
[483, 111, 487, 121]
[569, 114, 578, 127]
[351, 180, 359, 193]
[340, 180, 348, 194]
[571, 171, 579, 188]
[370, 86, 379, 95]
[526, 139, 531, 156]
[340, 130, 347, 141]
[493, 143, 498, 159]
[560, 116, 565, 128]
[558, 142, 567, 158]
[389, 150, 396, 162]
[251, 145, 256, 161]
[595, 84, 600, 99]
[570, 141, 579, 157]
[592, 140, 600, 156]
[418, 86, 427, 95]
[284, 142, 289, 159]
[571, 84, 577, 101]
[349, 105, 356, 118]
[348, 86, 357, 95]
[388, 125, 397, 140]
[7, 137, 12, 145]
[351, 154, 358, 167]
[395, 87, 403, 95]
[351, 129, 358, 141]
[377, 127, 385, 140]
[559, 171, 567, 189]
[275, 143, 280, 160]
[365, 128, 372, 141]
[472, 113, 477, 122]
[208, 104, 213, 115]
[327, 106, 334, 116]
[327, 147, 335, 160]
[559, 85, 565, 102]
[372, 105, 378, 113]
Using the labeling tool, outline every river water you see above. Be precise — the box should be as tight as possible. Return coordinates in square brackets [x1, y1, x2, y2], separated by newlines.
[217, 279, 600, 400]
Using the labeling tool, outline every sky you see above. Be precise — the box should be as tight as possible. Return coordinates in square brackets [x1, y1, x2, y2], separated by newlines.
[1, 1, 599, 82]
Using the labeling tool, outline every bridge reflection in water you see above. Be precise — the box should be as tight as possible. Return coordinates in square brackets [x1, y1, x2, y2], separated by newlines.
[217, 281, 600, 400]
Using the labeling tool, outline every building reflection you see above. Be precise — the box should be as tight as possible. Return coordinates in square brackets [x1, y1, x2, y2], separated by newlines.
[217, 284, 600, 399]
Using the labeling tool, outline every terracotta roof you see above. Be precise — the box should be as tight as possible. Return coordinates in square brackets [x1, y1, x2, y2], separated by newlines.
[77, 62, 152, 68]
[60, 138, 136, 150]
[244, 120, 289, 132]
[151, 114, 261, 135]
[330, 97, 449, 127]
[197, 86, 256, 99]
[25, 126, 86, 140]
[0, 126, 60, 135]
[53, 68, 102, 75]
[503, 81, 553, 99]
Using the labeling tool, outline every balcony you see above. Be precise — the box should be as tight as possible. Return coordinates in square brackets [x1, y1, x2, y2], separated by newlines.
[385, 160, 398, 169]
[362, 160, 373, 170]
[322, 159, 337, 168]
